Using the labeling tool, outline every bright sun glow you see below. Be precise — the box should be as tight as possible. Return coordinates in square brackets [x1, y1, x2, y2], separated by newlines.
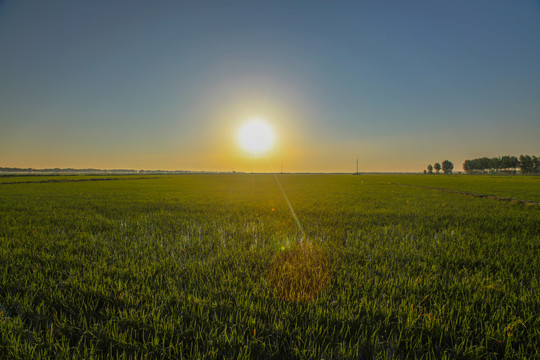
[238, 120, 275, 155]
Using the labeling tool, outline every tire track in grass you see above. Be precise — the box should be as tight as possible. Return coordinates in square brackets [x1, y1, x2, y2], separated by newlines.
[388, 182, 540, 206]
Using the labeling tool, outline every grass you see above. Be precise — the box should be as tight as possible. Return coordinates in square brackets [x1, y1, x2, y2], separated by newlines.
[380, 174, 540, 202]
[0, 174, 538, 359]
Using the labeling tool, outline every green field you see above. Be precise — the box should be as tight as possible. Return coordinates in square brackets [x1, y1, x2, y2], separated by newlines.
[0, 174, 538, 359]
[380, 174, 540, 203]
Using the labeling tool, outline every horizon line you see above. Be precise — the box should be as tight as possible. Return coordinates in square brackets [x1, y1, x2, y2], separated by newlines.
[0, 166, 466, 175]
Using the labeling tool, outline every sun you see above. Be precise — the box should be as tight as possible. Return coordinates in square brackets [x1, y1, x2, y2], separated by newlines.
[238, 120, 275, 155]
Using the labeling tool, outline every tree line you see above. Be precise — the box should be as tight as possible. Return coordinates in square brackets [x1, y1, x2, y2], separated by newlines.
[425, 160, 454, 174]
[463, 155, 539, 174]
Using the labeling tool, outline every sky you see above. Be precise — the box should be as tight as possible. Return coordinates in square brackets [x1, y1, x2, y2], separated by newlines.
[1, 0, 539, 173]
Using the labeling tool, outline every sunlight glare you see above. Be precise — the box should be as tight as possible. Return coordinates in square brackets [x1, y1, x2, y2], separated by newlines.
[238, 120, 275, 155]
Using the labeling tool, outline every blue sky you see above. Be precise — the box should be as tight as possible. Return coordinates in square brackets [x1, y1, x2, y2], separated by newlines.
[1, 0, 539, 172]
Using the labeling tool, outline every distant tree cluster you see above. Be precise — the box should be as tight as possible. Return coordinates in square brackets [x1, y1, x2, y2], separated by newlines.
[0, 167, 139, 174]
[518, 155, 540, 174]
[425, 160, 453, 174]
[0, 167, 194, 175]
[462, 155, 539, 174]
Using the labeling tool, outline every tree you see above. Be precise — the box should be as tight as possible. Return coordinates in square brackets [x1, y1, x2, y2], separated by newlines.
[490, 157, 501, 172]
[519, 155, 534, 174]
[442, 160, 454, 174]
[463, 160, 472, 174]
[501, 156, 513, 171]
[479, 157, 490, 172]
[434, 163, 441, 174]
[500, 155, 519, 173]
[427, 164, 433, 174]
[510, 156, 519, 171]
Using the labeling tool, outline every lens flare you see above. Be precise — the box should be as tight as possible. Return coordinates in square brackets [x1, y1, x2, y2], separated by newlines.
[268, 241, 330, 302]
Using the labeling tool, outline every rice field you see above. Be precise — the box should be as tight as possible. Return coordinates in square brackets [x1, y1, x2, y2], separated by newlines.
[0, 174, 538, 359]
